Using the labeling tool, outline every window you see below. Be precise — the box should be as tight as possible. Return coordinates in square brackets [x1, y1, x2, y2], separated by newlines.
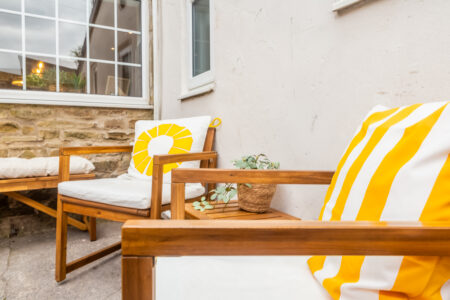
[0, 0, 150, 108]
[184, 0, 214, 94]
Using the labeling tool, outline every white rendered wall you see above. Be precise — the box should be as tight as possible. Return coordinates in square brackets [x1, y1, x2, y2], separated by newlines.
[158, 0, 450, 219]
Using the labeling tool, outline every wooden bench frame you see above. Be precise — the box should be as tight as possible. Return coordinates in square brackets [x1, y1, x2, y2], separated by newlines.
[55, 128, 218, 282]
[0, 173, 95, 231]
[121, 169, 450, 300]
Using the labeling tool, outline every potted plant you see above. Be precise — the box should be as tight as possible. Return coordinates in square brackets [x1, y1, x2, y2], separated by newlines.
[195, 154, 280, 213]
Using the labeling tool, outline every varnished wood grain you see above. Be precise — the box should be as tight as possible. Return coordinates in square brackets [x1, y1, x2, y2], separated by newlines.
[172, 169, 334, 184]
[5, 192, 87, 230]
[56, 128, 217, 282]
[122, 220, 450, 256]
[60, 195, 151, 217]
[171, 183, 186, 220]
[153, 151, 217, 164]
[55, 196, 68, 282]
[122, 256, 154, 300]
[0, 173, 95, 193]
[184, 201, 299, 220]
[60, 145, 133, 155]
[66, 242, 121, 273]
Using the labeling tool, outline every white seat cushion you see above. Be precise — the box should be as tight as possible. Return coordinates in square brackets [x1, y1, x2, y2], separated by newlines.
[156, 256, 332, 300]
[58, 174, 205, 209]
[0, 156, 94, 179]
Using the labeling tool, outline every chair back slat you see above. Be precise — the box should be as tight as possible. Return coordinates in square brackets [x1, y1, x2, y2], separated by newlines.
[200, 127, 216, 169]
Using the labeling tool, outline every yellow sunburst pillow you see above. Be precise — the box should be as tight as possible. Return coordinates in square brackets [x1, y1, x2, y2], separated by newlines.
[308, 102, 450, 299]
[128, 116, 211, 182]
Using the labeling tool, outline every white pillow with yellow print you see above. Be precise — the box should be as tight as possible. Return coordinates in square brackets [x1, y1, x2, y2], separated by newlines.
[128, 116, 211, 183]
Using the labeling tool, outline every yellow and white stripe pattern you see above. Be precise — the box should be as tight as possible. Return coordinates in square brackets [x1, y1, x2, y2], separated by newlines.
[309, 102, 450, 299]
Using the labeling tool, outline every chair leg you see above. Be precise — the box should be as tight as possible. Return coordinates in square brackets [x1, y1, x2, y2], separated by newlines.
[89, 217, 97, 242]
[55, 195, 68, 282]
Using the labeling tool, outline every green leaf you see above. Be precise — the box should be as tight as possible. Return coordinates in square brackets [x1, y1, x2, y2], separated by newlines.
[210, 193, 217, 200]
[204, 205, 214, 209]
[201, 196, 206, 201]
[193, 206, 201, 210]
[245, 183, 252, 188]
[193, 201, 201, 206]
[229, 189, 237, 198]
[200, 207, 205, 212]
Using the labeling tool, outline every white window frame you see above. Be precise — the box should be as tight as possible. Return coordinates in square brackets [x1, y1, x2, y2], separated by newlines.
[0, 0, 152, 109]
[181, 0, 214, 99]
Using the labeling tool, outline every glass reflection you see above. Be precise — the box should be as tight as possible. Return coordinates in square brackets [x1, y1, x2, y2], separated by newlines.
[0, 52, 23, 90]
[25, 0, 55, 17]
[60, 59, 87, 94]
[0, 0, 21, 12]
[89, 27, 114, 61]
[59, 0, 87, 23]
[26, 17, 56, 54]
[89, 0, 114, 27]
[90, 62, 114, 95]
[25, 56, 56, 91]
[118, 65, 141, 97]
[192, 0, 210, 76]
[118, 32, 141, 64]
[59, 22, 87, 58]
[117, 0, 141, 31]
[0, 13, 22, 51]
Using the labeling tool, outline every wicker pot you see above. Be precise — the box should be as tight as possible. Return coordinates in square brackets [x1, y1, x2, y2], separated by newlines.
[237, 183, 277, 213]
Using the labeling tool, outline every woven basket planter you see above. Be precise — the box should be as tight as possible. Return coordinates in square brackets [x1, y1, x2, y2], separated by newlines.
[237, 183, 277, 213]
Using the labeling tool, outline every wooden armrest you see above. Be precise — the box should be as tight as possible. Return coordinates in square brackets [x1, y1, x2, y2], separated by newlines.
[153, 151, 217, 164]
[122, 220, 450, 256]
[60, 145, 133, 156]
[172, 169, 334, 185]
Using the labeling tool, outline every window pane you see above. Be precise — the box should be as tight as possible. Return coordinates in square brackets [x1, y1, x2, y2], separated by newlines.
[0, 0, 21, 12]
[192, 0, 210, 77]
[26, 17, 56, 55]
[59, 22, 87, 58]
[25, 0, 55, 17]
[89, 27, 114, 61]
[118, 65, 141, 97]
[117, 0, 141, 31]
[118, 31, 141, 64]
[90, 62, 114, 95]
[0, 12, 22, 51]
[25, 56, 56, 91]
[0, 52, 23, 90]
[89, 0, 114, 27]
[59, 0, 87, 23]
[60, 59, 87, 94]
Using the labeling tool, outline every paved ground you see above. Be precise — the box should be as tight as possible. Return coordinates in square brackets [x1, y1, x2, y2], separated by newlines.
[0, 221, 123, 300]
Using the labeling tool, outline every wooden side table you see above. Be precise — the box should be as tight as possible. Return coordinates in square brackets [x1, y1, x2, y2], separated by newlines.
[184, 200, 300, 220]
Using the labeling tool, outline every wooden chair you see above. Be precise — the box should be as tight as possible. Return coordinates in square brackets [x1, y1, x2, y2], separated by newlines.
[120, 169, 450, 299]
[55, 128, 218, 282]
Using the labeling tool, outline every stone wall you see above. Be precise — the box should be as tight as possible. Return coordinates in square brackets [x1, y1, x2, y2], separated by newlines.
[0, 104, 153, 237]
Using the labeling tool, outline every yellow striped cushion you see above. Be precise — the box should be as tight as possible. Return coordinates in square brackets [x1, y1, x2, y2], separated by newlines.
[308, 102, 450, 299]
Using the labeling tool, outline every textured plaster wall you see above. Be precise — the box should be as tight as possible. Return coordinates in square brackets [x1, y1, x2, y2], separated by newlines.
[159, 0, 450, 219]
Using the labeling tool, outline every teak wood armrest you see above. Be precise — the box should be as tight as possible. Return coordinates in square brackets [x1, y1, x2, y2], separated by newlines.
[149, 152, 218, 219]
[121, 220, 450, 299]
[60, 145, 133, 156]
[170, 169, 334, 219]
[122, 220, 450, 256]
[153, 151, 217, 164]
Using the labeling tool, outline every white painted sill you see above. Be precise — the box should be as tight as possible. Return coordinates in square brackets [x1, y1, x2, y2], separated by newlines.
[332, 0, 364, 11]
[178, 82, 215, 101]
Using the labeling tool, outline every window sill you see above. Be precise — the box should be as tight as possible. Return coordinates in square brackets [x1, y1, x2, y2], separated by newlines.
[178, 82, 215, 101]
[0, 90, 153, 109]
